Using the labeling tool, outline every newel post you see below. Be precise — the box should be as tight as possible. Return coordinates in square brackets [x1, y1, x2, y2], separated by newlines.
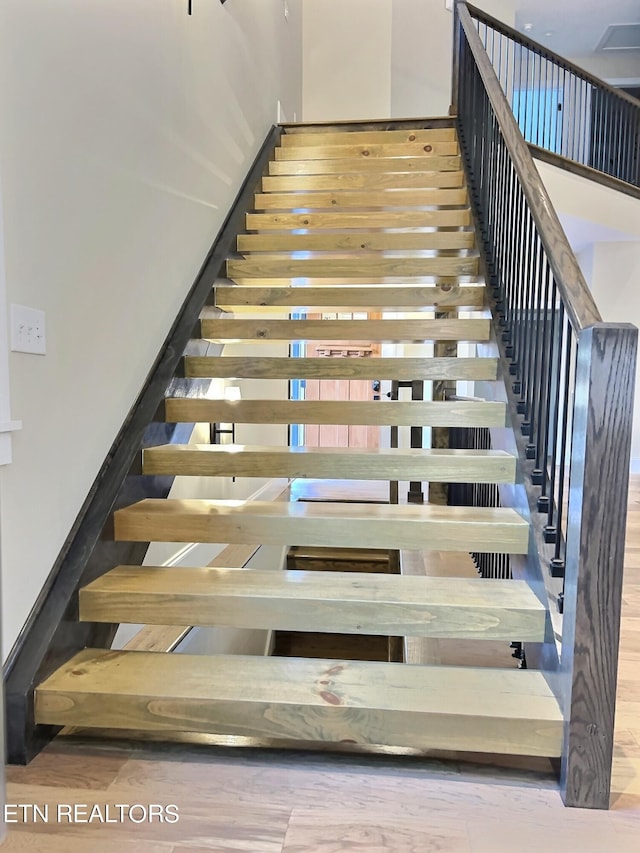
[560, 322, 637, 808]
[450, 1, 462, 116]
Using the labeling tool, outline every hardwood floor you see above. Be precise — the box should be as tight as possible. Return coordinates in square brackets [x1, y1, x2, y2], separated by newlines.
[4, 477, 640, 851]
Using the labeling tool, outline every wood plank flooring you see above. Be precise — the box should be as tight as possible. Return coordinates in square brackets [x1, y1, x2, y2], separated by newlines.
[6, 475, 640, 851]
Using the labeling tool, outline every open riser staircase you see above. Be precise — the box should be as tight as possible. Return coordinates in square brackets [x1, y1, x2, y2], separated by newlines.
[34, 121, 565, 760]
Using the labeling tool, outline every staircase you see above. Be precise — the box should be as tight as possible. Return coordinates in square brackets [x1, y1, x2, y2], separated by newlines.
[34, 121, 563, 759]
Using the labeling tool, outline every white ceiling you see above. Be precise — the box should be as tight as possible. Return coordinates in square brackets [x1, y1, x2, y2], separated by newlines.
[514, 0, 640, 60]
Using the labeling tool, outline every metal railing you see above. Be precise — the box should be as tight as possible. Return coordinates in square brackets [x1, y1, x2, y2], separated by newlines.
[454, 1, 637, 808]
[449, 425, 511, 581]
[464, 3, 640, 191]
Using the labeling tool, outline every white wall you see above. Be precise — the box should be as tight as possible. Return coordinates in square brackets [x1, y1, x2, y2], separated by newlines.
[302, 0, 393, 121]
[568, 52, 640, 84]
[576, 241, 640, 465]
[302, 0, 515, 122]
[0, 0, 302, 658]
[391, 0, 516, 119]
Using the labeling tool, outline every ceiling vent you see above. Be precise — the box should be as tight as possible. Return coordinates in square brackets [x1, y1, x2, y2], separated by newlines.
[596, 23, 640, 51]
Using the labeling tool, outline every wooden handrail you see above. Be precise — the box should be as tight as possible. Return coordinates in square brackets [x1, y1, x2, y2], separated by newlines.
[464, 2, 640, 110]
[528, 145, 640, 203]
[456, 2, 601, 334]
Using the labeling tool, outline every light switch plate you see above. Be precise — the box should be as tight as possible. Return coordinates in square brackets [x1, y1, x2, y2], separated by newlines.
[10, 304, 46, 355]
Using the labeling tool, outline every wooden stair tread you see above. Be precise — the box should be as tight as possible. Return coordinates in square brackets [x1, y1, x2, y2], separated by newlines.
[185, 356, 497, 381]
[199, 318, 489, 342]
[280, 128, 458, 147]
[269, 155, 462, 176]
[35, 649, 563, 756]
[114, 499, 528, 553]
[142, 445, 516, 484]
[164, 398, 507, 428]
[272, 632, 393, 662]
[262, 171, 465, 192]
[274, 141, 459, 160]
[288, 546, 390, 562]
[246, 210, 470, 230]
[253, 189, 469, 210]
[80, 567, 546, 641]
[226, 257, 477, 281]
[237, 231, 475, 252]
[215, 285, 484, 312]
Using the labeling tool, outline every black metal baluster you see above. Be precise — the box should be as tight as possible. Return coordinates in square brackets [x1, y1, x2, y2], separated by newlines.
[524, 248, 545, 460]
[550, 315, 573, 578]
[542, 284, 562, 541]
[532, 264, 553, 492]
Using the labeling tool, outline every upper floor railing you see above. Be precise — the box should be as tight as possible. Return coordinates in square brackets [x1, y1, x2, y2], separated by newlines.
[453, 1, 637, 810]
[462, 2, 640, 194]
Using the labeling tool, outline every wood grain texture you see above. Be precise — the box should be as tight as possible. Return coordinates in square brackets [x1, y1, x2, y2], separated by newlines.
[142, 444, 516, 483]
[279, 128, 458, 147]
[121, 544, 260, 653]
[184, 355, 498, 381]
[237, 231, 475, 253]
[246, 209, 470, 230]
[164, 398, 507, 428]
[274, 141, 459, 160]
[253, 188, 469, 210]
[215, 284, 484, 311]
[35, 648, 562, 756]
[226, 256, 478, 281]
[199, 318, 489, 342]
[113, 499, 529, 553]
[287, 546, 391, 573]
[261, 170, 464, 192]
[560, 324, 638, 808]
[9, 479, 640, 844]
[80, 567, 545, 640]
[269, 154, 462, 176]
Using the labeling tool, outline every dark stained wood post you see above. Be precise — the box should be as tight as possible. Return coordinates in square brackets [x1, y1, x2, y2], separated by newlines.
[561, 322, 637, 808]
[450, 1, 462, 116]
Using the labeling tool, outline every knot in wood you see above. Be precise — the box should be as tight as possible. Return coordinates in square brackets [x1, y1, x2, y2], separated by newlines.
[257, 329, 267, 338]
[424, 144, 433, 153]
[361, 149, 370, 157]
[408, 134, 416, 141]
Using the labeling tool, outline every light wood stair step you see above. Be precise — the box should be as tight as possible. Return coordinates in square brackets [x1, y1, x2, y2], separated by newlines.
[184, 355, 497, 381]
[80, 567, 545, 641]
[269, 155, 462, 176]
[253, 188, 468, 210]
[226, 256, 478, 281]
[280, 128, 458, 147]
[237, 231, 475, 253]
[261, 171, 464, 192]
[199, 318, 489, 342]
[35, 648, 563, 756]
[113, 500, 528, 553]
[142, 445, 516, 483]
[287, 545, 390, 572]
[274, 141, 459, 160]
[273, 631, 395, 663]
[164, 399, 507, 428]
[246, 209, 470, 230]
[215, 285, 484, 312]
